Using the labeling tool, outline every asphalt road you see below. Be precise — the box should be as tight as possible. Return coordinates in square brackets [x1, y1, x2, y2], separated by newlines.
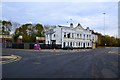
[1, 47, 120, 78]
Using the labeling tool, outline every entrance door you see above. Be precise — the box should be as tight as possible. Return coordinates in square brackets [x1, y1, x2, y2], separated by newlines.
[52, 40, 56, 48]
[63, 42, 65, 47]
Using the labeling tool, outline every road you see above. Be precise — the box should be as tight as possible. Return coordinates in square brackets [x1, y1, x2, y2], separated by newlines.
[1, 47, 120, 78]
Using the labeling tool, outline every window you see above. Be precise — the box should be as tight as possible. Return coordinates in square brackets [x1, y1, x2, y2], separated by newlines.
[81, 42, 82, 46]
[67, 33, 70, 38]
[64, 32, 66, 37]
[68, 42, 69, 46]
[77, 34, 79, 38]
[87, 35, 88, 39]
[79, 42, 81, 46]
[89, 35, 91, 39]
[70, 42, 72, 47]
[72, 33, 74, 38]
[54, 34, 55, 37]
[83, 34, 85, 39]
[76, 42, 78, 46]
[88, 43, 89, 46]
[80, 34, 82, 38]
[73, 42, 74, 46]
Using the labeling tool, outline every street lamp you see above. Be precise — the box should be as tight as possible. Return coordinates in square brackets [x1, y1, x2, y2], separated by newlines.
[103, 13, 106, 47]
[103, 13, 106, 36]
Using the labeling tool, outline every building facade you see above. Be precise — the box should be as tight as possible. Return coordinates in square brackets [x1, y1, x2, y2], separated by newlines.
[44, 23, 98, 49]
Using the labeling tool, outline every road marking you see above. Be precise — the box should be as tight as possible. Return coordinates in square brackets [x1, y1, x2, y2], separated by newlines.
[0, 55, 17, 59]
[0, 55, 22, 64]
[108, 51, 120, 55]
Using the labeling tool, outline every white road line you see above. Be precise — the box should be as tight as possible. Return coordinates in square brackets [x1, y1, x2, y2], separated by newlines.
[0, 55, 22, 64]
[108, 51, 119, 55]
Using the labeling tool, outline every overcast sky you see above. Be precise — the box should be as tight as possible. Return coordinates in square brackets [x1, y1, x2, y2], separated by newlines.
[1, 0, 119, 37]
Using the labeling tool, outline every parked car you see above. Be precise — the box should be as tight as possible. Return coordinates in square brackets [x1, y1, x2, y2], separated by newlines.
[63, 46, 73, 50]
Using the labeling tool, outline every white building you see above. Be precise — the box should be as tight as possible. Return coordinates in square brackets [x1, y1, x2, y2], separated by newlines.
[44, 23, 98, 49]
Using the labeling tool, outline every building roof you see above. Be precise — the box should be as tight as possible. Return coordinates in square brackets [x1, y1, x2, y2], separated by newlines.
[74, 23, 84, 30]
[44, 23, 96, 33]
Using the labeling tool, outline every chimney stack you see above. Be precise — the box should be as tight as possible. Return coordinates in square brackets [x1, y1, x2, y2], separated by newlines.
[86, 27, 90, 30]
[70, 23, 73, 28]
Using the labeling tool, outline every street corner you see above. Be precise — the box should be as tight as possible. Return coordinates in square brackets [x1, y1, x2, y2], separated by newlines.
[0, 54, 22, 64]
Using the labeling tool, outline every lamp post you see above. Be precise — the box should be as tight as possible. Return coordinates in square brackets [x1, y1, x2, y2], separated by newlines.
[103, 13, 106, 47]
[103, 13, 106, 36]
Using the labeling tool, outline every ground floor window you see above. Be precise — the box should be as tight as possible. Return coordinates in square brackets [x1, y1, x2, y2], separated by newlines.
[70, 42, 72, 47]
[88, 43, 90, 46]
[79, 42, 80, 46]
[68, 42, 69, 46]
[73, 42, 74, 46]
[81, 42, 83, 47]
[62, 41, 92, 48]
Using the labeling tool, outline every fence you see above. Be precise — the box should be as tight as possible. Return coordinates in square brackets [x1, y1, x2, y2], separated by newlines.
[9, 43, 62, 49]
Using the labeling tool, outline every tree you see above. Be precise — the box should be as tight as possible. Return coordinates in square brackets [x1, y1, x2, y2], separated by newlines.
[0, 20, 2, 34]
[13, 23, 44, 42]
[2, 20, 12, 35]
[35, 24, 44, 37]
[94, 32, 120, 47]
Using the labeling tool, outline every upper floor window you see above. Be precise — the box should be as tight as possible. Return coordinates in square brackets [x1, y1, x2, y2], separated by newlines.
[83, 34, 85, 39]
[64, 32, 66, 38]
[67, 33, 70, 38]
[72, 33, 74, 38]
[53, 34, 55, 37]
[80, 34, 82, 38]
[89, 35, 91, 39]
[87, 35, 88, 39]
[77, 34, 79, 37]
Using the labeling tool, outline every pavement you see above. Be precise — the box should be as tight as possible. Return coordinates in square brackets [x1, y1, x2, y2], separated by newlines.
[5, 48, 92, 52]
[1, 47, 120, 78]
